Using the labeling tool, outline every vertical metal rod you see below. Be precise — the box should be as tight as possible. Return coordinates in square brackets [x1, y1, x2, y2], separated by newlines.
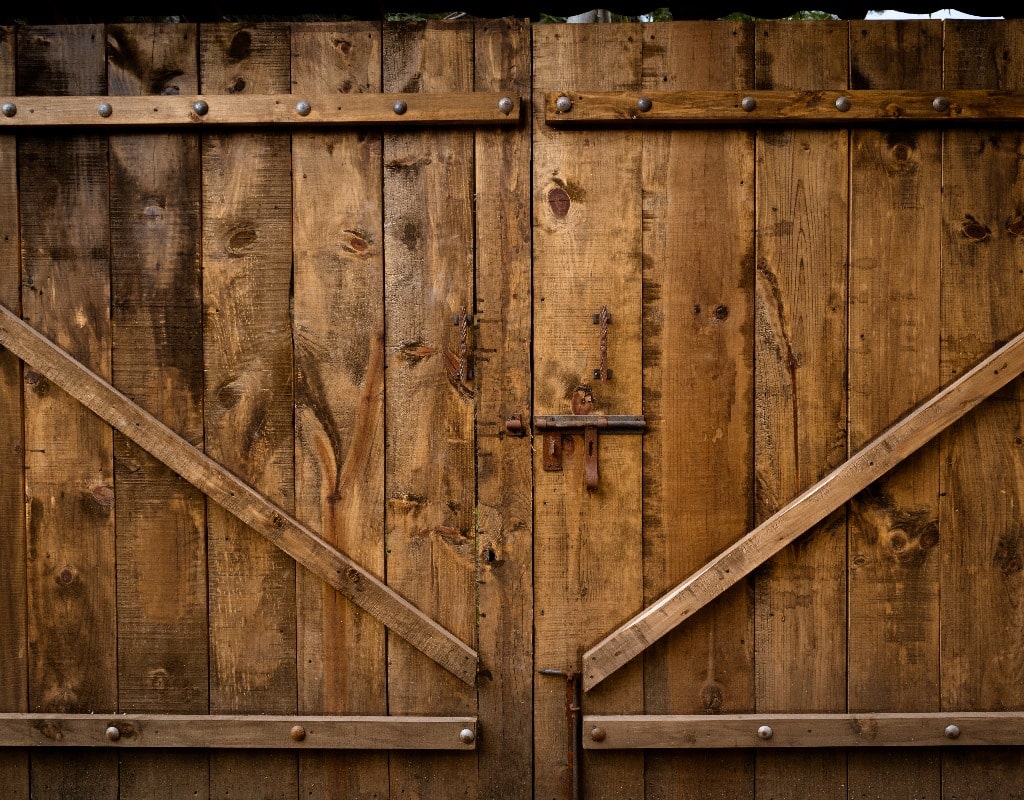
[539, 669, 583, 800]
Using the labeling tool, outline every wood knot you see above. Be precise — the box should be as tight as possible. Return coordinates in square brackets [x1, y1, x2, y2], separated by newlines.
[548, 186, 571, 218]
[700, 681, 724, 712]
[55, 565, 78, 588]
[961, 216, 991, 243]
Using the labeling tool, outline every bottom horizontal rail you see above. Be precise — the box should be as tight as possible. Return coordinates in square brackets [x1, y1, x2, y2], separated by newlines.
[0, 714, 477, 750]
[583, 713, 1024, 749]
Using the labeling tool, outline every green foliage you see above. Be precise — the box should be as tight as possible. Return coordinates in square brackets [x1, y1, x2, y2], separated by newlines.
[721, 9, 839, 19]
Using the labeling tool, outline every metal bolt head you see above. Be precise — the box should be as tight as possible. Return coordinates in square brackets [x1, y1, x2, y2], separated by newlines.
[757, 725, 774, 740]
[98, 102, 113, 118]
[392, 100, 408, 116]
[105, 725, 121, 742]
[933, 96, 950, 112]
[555, 94, 573, 113]
[590, 726, 607, 742]
[459, 727, 476, 744]
[1, 102, 15, 118]
[945, 724, 961, 739]
[290, 725, 306, 742]
[498, 96, 514, 115]
[192, 99, 209, 116]
[637, 96, 653, 113]
[835, 96, 852, 112]
[741, 96, 757, 112]
[295, 100, 311, 117]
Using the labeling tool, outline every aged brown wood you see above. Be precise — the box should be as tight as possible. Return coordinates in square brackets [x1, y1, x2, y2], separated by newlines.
[17, 24, 118, 799]
[0, 715, 477, 750]
[0, 23, 26, 800]
[582, 713, 1024, 749]
[544, 89, 1024, 125]
[847, 21, 942, 800]
[473, 17, 533, 800]
[0, 304, 478, 685]
[383, 21, 480, 799]
[940, 20, 1024, 798]
[752, 20, 849, 800]
[584, 325, 1024, 691]
[0, 92, 519, 126]
[106, 22, 208, 800]
[533, 21, 644, 800]
[640, 20, 756, 800]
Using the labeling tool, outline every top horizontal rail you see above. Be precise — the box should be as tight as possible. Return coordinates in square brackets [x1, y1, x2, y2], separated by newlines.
[545, 90, 1024, 126]
[0, 93, 520, 128]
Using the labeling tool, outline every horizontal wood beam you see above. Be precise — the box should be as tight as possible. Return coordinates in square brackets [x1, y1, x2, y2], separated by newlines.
[0, 93, 519, 127]
[0, 714, 476, 750]
[545, 90, 1024, 125]
[583, 327, 1024, 691]
[583, 713, 1024, 750]
[0, 303, 478, 686]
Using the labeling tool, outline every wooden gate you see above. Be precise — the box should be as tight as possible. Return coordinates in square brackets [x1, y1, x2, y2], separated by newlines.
[1, 17, 1024, 800]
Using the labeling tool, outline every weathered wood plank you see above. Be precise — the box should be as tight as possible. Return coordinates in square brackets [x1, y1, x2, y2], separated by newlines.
[16, 23, 118, 799]
[291, 20, 389, 800]
[639, 20, 756, 800]
[940, 19, 1024, 800]
[847, 19, 943, 800]
[474, 17, 533, 800]
[533, 21, 644, 800]
[383, 20, 479, 799]
[0, 23, 27, 800]
[0, 92, 520, 126]
[107, 22, 209, 800]
[0, 714, 477, 750]
[582, 713, 1024, 749]
[752, 20, 848, 800]
[584, 325, 1024, 690]
[199, 22, 297, 800]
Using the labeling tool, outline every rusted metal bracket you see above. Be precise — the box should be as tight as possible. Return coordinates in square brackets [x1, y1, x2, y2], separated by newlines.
[592, 306, 612, 381]
[539, 670, 582, 800]
[535, 413, 646, 491]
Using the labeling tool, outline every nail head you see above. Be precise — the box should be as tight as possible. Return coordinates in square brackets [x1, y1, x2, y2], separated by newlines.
[98, 102, 113, 118]
[945, 724, 961, 739]
[459, 727, 476, 744]
[637, 96, 653, 113]
[498, 96, 514, 114]
[193, 100, 209, 116]
[590, 726, 607, 742]
[105, 725, 121, 742]
[290, 725, 306, 741]
[933, 96, 950, 112]
[757, 725, 774, 740]
[1, 102, 15, 118]
[741, 96, 757, 112]
[295, 100, 311, 116]
[836, 96, 852, 112]
[392, 100, 408, 115]
[555, 95, 573, 113]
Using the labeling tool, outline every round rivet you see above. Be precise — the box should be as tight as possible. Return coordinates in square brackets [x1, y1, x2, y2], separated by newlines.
[555, 95, 573, 113]
[459, 727, 476, 744]
[392, 100, 408, 115]
[1, 102, 16, 118]
[192, 100, 209, 116]
[933, 96, 950, 112]
[295, 100, 311, 117]
[498, 96, 514, 115]
[836, 96, 852, 112]
[290, 725, 306, 742]
[590, 726, 607, 742]
[105, 725, 121, 742]
[757, 725, 774, 740]
[945, 724, 961, 739]
[741, 96, 757, 112]
[98, 102, 113, 118]
[637, 96, 653, 113]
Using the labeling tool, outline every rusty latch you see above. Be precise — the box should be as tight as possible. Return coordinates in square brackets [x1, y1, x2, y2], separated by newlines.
[534, 414, 646, 491]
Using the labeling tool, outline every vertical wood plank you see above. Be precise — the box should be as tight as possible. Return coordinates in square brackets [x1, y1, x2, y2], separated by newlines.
[752, 20, 848, 800]
[640, 21, 755, 800]
[847, 20, 942, 800]
[200, 22, 297, 800]
[106, 22, 209, 800]
[940, 20, 1024, 800]
[0, 23, 28, 800]
[533, 21, 644, 800]
[383, 20, 478, 799]
[474, 17, 532, 800]
[17, 23, 118, 799]
[291, 21, 389, 800]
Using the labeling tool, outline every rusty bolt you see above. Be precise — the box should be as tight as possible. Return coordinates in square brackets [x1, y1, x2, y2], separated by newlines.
[741, 96, 757, 112]
[637, 96, 653, 113]
[1, 103, 15, 118]
[835, 96, 852, 112]
[504, 414, 526, 437]
[459, 727, 476, 744]
[757, 725, 774, 740]
[290, 725, 306, 742]
[498, 97, 514, 115]
[392, 100, 408, 115]
[590, 726, 607, 742]
[193, 100, 209, 116]
[932, 96, 950, 112]
[98, 102, 113, 118]
[945, 724, 961, 739]
[295, 100, 311, 117]
[105, 725, 121, 742]
[555, 95, 573, 113]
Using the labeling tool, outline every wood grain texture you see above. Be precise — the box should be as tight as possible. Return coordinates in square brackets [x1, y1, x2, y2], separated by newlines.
[199, 22, 297, 800]
[474, 17, 533, 800]
[383, 20, 478, 799]
[847, 20, 942, 799]
[638, 21, 754, 800]
[16, 23, 118, 798]
[940, 20, 1024, 800]
[752, 20, 848, 800]
[291, 20, 389, 800]
[0, 24, 27, 800]
[533, 21, 644, 800]
[106, 23, 209, 800]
